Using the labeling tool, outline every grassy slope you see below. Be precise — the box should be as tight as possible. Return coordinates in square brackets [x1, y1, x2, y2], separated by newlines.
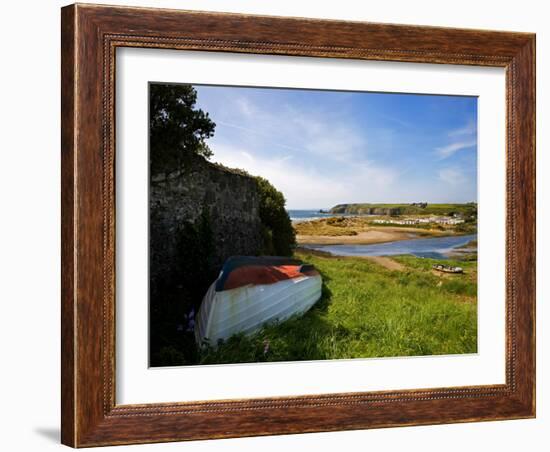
[198, 251, 477, 365]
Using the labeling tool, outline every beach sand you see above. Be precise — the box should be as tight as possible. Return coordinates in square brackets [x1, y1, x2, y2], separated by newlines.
[296, 227, 427, 246]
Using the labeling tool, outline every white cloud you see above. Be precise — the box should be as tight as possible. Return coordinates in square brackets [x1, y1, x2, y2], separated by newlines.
[378, 114, 412, 129]
[218, 101, 370, 164]
[235, 98, 362, 160]
[448, 120, 476, 137]
[304, 127, 366, 161]
[212, 144, 398, 209]
[236, 97, 255, 117]
[199, 89, 476, 205]
[438, 167, 467, 186]
[288, 111, 368, 162]
[239, 151, 254, 162]
[435, 119, 477, 159]
[435, 139, 477, 159]
[215, 120, 305, 154]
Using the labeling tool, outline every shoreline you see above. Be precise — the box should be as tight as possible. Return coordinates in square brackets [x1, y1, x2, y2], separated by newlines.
[296, 226, 451, 246]
[296, 232, 478, 264]
[295, 246, 406, 270]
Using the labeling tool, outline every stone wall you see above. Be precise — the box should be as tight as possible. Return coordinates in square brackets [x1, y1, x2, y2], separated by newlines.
[149, 155, 263, 292]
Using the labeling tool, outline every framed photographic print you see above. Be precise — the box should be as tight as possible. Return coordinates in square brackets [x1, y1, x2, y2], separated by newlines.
[61, 3, 536, 447]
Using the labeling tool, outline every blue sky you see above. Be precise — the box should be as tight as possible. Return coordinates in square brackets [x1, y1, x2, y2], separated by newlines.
[193, 84, 477, 210]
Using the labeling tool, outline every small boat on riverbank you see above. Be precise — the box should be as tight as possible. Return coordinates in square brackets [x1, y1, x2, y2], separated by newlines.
[195, 256, 322, 347]
[432, 264, 463, 274]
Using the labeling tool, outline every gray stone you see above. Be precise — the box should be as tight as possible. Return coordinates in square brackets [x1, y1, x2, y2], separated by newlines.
[150, 156, 263, 291]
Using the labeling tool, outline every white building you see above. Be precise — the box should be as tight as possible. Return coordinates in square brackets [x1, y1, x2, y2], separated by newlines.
[372, 216, 464, 226]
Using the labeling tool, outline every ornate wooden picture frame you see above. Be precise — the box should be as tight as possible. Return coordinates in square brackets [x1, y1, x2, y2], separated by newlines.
[61, 3, 535, 447]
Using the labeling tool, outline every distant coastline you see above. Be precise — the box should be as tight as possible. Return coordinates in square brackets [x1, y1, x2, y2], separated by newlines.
[289, 203, 477, 221]
[288, 209, 335, 223]
[288, 209, 373, 223]
[329, 202, 477, 216]
[289, 204, 478, 260]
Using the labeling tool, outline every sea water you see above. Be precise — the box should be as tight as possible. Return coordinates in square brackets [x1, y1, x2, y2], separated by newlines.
[287, 209, 364, 222]
[304, 234, 477, 260]
[287, 209, 333, 222]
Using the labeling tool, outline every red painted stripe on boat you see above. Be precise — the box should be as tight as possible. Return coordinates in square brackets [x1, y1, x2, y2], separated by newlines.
[222, 265, 318, 291]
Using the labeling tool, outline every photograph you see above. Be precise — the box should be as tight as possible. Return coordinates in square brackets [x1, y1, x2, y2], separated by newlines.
[149, 83, 479, 367]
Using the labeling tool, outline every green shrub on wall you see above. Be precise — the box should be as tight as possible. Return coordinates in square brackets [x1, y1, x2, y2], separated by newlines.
[255, 176, 296, 257]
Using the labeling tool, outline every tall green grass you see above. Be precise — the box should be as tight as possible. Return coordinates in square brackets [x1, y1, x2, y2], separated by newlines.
[198, 251, 477, 364]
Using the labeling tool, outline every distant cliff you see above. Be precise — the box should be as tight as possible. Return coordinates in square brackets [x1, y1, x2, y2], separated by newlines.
[329, 203, 477, 217]
[330, 204, 404, 216]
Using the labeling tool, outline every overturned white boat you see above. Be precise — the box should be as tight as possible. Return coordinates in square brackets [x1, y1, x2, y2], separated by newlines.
[195, 256, 322, 347]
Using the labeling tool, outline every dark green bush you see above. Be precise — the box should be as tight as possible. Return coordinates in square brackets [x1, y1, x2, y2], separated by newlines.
[150, 84, 216, 175]
[255, 176, 296, 256]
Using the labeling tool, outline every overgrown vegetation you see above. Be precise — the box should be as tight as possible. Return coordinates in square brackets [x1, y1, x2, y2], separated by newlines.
[149, 83, 216, 175]
[256, 176, 296, 256]
[197, 251, 477, 364]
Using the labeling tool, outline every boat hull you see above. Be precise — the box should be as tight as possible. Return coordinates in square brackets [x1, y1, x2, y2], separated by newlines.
[432, 264, 463, 274]
[195, 274, 322, 347]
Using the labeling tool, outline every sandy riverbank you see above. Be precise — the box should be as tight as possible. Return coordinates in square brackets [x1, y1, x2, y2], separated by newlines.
[296, 226, 445, 246]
